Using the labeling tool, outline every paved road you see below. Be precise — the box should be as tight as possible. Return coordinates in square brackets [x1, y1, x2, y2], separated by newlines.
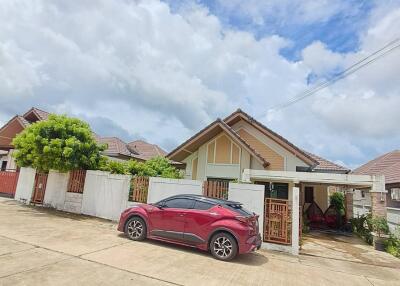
[0, 198, 399, 286]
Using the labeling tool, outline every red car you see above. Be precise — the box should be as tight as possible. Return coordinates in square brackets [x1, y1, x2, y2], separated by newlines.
[118, 194, 261, 261]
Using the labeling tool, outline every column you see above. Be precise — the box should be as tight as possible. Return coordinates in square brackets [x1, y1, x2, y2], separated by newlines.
[345, 189, 354, 221]
[291, 185, 300, 255]
[370, 175, 387, 218]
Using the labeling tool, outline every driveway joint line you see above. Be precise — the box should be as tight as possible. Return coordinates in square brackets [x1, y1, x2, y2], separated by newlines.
[300, 253, 400, 269]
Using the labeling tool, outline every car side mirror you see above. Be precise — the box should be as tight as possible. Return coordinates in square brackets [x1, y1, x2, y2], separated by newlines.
[156, 202, 165, 209]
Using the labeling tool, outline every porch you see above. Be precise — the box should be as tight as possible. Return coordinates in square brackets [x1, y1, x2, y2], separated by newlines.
[242, 169, 386, 255]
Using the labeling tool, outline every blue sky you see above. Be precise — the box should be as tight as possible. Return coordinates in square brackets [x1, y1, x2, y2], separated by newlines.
[167, 0, 374, 59]
[1, 0, 400, 169]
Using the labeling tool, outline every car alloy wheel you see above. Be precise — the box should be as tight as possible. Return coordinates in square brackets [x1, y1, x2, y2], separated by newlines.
[210, 232, 238, 261]
[125, 217, 146, 241]
[214, 236, 233, 258]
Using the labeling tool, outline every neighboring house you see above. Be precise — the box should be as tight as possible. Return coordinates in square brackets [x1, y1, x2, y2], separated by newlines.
[353, 150, 400, 230]
[167, 109, 350, 213]
[0, 107, 167, 169]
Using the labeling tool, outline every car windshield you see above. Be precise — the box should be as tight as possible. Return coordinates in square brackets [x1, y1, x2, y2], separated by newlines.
[224, 203, 254, 217]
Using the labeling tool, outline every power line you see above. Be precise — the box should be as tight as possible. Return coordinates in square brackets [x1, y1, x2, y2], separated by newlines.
[258, 37, 400, 117]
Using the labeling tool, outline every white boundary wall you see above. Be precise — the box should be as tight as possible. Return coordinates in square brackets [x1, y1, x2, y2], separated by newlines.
[14, 167, 36, 204]
[147, 177, 203, 203]
[44, 170, 69, 209]
[81, 170, 131, 221]
[228, 182, 264, 230]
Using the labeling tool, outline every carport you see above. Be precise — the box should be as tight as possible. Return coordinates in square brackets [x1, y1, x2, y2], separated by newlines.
[241, 169, 386, 255]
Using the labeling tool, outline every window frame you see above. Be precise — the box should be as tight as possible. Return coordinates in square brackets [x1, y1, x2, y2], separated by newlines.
[193, 200, 215, 211]
[161, 198, 195, 209]
[391, 188, 400, 201]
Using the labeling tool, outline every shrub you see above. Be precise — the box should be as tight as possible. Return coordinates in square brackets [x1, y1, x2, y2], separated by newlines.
[99, 156, 182, 178]
[329, 192, 345, 216]
[350, 214, 374, 245]
[100, 159, 127, 174]
[371, 216, 389, 237]
[384, 227, 400, 258]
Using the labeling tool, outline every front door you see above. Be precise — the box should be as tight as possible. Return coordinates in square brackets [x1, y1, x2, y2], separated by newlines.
[149, 197, 194, 241]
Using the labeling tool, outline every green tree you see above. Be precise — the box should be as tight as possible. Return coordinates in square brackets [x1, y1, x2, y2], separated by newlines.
[12, 114, 106, 172]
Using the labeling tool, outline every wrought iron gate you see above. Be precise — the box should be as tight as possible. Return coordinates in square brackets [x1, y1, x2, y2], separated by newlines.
[264, 198, 291, 244]
[31, 172, 48, 204]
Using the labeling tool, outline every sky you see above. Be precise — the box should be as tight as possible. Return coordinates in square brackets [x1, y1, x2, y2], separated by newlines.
[1, 0, 400, 169]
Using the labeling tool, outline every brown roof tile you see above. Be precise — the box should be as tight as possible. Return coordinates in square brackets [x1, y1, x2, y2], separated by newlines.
[303, 151, 350, 173]
[353, 150, 400, 184]
[127, 140, 167, 160]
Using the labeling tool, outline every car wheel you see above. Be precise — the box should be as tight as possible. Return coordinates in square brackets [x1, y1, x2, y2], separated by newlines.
[210, 232, 238, 261]
[125, 217, 147, 241]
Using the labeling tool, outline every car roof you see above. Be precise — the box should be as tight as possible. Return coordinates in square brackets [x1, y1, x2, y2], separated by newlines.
[162, 194, 241, 206]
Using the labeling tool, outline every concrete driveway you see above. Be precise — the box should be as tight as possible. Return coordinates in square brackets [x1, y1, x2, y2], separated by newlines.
[1, 197, 399, 286]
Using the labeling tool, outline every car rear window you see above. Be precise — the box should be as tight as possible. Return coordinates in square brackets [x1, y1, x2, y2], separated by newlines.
[224, 203, 254, 216]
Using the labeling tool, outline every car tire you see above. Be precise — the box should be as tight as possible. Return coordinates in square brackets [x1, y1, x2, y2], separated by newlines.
[125, 216, 147, 241]
[210, 232, 238, 261]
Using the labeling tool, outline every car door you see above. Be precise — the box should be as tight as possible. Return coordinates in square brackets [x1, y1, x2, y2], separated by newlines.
[183, 200, 219, 245]
[148, 198, 194, 241]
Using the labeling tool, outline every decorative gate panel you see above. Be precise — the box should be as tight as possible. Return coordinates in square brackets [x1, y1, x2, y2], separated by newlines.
[203, 180, 229, 199]
[67, 170, 86, 193]
[130, 176, 149, 203]
[32, 172, 48, 204]
[0, 171, 19, 197]
[264, 198, 291, 244]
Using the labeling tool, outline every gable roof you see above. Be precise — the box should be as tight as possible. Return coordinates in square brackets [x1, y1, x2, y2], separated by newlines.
[224, 109, 318, 166]
[167, 119, 270, 167]
[23, 107, 50, 122]
[0, 116, 29, 149]
[353, 150, 400, 184]
[167, 109, 350, 173]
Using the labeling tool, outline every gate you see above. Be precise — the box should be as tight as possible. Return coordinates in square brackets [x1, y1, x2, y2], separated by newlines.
[264, 198, 291, 244]
[31, 172, 48, 204]
[0, 171, 19, 197]
[67, 170, 86, 193]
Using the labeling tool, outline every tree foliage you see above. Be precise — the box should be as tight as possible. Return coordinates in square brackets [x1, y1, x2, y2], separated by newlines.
[12, 114, 106, 172]
[101, 156, 182, 179]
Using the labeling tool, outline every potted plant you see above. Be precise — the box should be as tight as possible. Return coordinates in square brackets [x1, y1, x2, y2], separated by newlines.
[371, 216, 390, 251]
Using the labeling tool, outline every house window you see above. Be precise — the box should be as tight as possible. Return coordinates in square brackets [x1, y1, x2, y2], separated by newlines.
[1, 161, 7, 171]
[304, 187, 314, 203]
[256, 182, 288, 200]
[361, 190, 366, 198]
[391, 188, 400, 201]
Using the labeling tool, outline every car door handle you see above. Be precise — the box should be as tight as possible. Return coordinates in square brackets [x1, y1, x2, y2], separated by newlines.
[179, 213, 187, 217]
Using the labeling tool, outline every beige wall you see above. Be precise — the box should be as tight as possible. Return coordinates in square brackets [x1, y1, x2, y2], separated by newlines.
[182, 131, 252, 181]
[231, 121, 309, 171]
